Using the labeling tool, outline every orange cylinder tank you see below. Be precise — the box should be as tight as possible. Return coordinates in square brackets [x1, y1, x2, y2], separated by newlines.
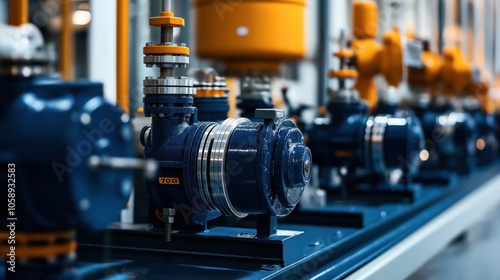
[193, 0, 306, 71]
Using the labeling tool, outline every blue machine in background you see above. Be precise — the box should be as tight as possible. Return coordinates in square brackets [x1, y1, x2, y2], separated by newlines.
[0, 77, 134, 231]
[412, 104, 478, 183]
[307, 48, 423, 194]
[190, 68, 230, 122]
[0, 23, 142, 280]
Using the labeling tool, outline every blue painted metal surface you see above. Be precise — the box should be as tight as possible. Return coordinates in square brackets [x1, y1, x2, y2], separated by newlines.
[468, 108, 498, 166]
[413, 105, 478, 181]
[0, 77, 133, 232]
[142, 89, 311, 229]
[192, 96, 229, 122]
[307, 99, 424, 187]
[0, 76, 133, 280]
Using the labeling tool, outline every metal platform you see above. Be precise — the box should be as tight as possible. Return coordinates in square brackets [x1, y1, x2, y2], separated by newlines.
[72, 161, 500, 279]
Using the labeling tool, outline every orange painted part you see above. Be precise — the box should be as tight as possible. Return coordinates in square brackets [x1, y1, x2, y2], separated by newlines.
[467, 75, 494, 114]
[354, 77, 378, 111]
[352, 0, 378, 39]
[0, 241, 77, 261]
[0, 230, 74, 243]
[380, 28, 403, 87]
[318, 106, 327, 117]
[351, 39, 382, 106]
[408, 51, 443, 96]
[224, 61, 281, 72]
[225, 77, 238, 118]
[61, 0, 74, 81]
[117, 0, 130, 113]
[441, 47, 472, 97]
[329, 69, 358, 78]
[155, 209, 164, 221]
[194, 89, 226, 97]
[9, 0, 28, 26]
[350, 39, 382, 78]
[334, 48, 354, 58]
[137, 107, 144, 113]
[143, 46, 190, 55]
[0, 230, 76, 260]
[405, 29, 416, 40]
[149, 16, 185, 27]
[193, 0, 306, 66]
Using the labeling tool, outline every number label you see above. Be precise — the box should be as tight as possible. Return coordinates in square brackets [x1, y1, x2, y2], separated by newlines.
[158, 177, 180, 185]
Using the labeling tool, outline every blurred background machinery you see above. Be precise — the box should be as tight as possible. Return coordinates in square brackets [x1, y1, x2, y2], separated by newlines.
[2, 0, 500, 279]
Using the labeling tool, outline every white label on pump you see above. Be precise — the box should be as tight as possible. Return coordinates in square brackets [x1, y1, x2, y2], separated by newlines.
[404, 41, 424, 69]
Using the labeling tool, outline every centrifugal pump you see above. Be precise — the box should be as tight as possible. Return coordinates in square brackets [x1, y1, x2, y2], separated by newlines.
[141, 4, 311, 239]
[308, 46, 423, 189]
[408, 46, 480, 177]
[0, 22, 140, 279]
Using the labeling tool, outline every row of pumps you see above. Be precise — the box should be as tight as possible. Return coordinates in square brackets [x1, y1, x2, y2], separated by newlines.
[1, 0, 499, 278]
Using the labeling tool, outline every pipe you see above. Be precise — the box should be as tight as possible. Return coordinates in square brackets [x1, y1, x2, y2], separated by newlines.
[61, 0, 74, 80]
[117, 0, 130, 113]
[317, 0, 329, 107]
[9, 0, 28, 26]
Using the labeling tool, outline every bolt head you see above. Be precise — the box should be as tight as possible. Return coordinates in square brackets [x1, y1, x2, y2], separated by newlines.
[303, 160, 311, 176]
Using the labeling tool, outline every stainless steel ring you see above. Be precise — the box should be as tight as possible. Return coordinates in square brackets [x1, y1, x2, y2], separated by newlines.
[143, 54, 189, 65]
[197, 124, 217, 210]
[143, 77, 193, 87]
[210, 118, 239, 216]
[143, 87, 196, 95]
[209, 118, 250, 217]
[371, 115, 388, 173]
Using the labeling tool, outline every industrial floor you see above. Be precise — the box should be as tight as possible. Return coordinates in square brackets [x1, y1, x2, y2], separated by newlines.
[407, 202, 500, 280]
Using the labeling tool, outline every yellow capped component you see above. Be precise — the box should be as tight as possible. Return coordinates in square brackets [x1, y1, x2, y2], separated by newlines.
[193, 0, 306, 71]
[143, 46, 189, 55]
[441, 47, 471, 97]
[380, 27, 403, 87]
[408, 50, 442, 95]
[149, 13, 185, 27]
[329, 69, 358, 78]
[353, 0, 378, 39]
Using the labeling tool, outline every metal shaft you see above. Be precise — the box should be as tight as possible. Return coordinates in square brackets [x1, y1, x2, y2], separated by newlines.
[88, 155, 159, 174]
[161, 27, 174, 43]
[162, 0, 172, 12]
